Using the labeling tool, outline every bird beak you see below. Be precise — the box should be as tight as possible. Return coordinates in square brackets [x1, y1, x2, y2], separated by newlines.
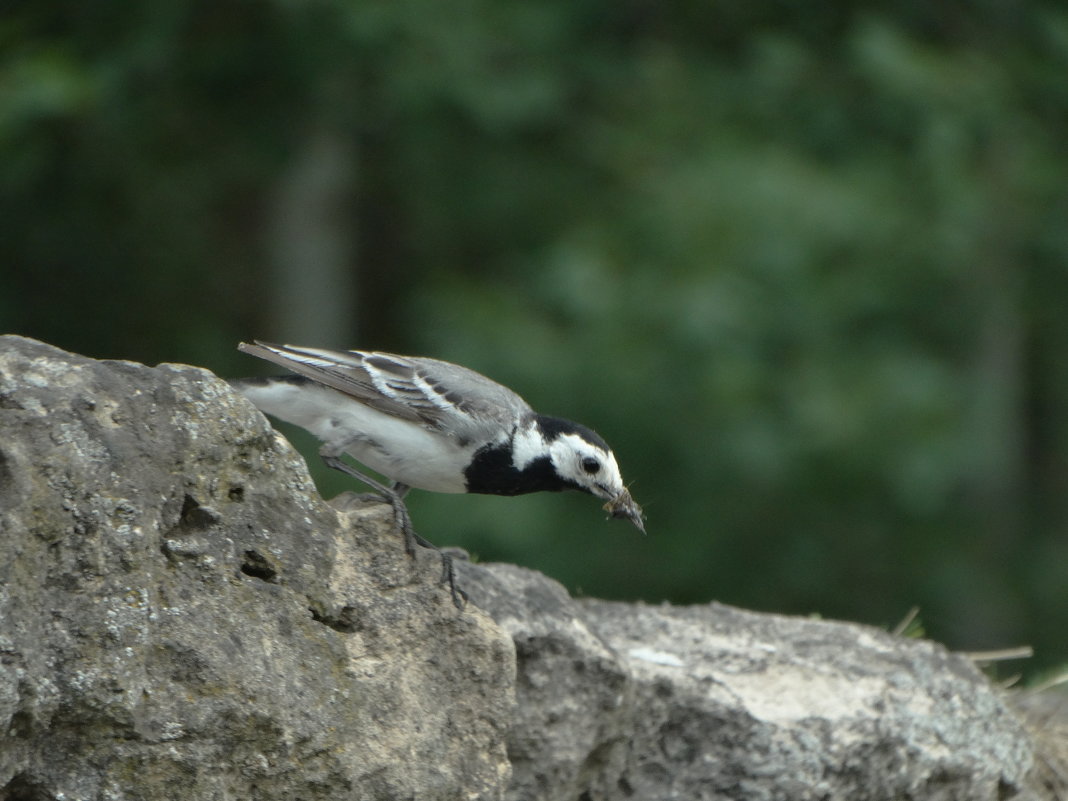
[603, 488, 645, 533]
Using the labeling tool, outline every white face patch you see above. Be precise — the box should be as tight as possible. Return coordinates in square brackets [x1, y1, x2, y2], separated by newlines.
[511, 424, 550, 471]
[547, 433, 624, 499]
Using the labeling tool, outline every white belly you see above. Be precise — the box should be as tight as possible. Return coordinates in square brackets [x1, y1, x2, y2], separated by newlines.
[236, 380, 472, 493]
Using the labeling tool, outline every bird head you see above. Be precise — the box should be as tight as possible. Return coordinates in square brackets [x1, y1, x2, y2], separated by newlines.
[541, 421, 645, 533]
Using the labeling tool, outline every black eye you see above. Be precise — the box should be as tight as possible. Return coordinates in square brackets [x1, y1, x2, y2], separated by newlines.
[581, 457, 601, 474]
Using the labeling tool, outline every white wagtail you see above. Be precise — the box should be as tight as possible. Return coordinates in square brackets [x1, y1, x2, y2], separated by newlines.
[231, 341, 644, 606]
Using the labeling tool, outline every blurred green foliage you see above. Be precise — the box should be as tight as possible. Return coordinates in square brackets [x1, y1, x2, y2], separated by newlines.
[3, 0, 1067, 672]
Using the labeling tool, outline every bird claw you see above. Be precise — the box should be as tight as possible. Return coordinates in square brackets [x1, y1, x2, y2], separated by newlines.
[390, 501, 418, 557]
[409, 528, 467, 609]
[373, 490, 468, 609]
[441, 554, 469, 608]
[320, 452, 467, 609]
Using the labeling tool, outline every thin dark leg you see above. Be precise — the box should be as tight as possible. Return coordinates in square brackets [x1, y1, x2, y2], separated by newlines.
[319, 451, 467, 608]
[320, 454, 417, 553]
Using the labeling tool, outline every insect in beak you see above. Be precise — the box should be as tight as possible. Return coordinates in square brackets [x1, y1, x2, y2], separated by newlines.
[603, 487, 645, 533]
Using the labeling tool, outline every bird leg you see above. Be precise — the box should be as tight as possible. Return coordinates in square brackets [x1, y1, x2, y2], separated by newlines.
[319, 448, 467, 608]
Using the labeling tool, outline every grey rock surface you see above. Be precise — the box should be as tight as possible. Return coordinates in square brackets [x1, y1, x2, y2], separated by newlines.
[0, 336, 1044, 801]
[460, 562, 1039, 801]
[0, 336, 514, 801]
[1012, 690, 1068, 801]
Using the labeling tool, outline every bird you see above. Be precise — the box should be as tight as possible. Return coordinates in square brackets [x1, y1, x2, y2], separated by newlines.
[231, 341, 645, 608]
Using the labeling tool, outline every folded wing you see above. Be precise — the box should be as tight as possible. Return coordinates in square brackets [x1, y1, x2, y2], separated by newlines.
[238, 341, 533, 440]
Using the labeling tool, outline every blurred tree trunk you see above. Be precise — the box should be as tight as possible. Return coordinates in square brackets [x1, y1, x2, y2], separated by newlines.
[970, 136, 1027, 552]
[267, 126, 357, 345]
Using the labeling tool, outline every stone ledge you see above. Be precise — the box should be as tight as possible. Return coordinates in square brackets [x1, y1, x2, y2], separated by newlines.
[0, 336, 1048, 801]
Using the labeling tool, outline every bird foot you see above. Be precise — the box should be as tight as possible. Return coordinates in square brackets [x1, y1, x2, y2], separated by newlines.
[321, 453, 467, 609]
[410, 530, 468, 608]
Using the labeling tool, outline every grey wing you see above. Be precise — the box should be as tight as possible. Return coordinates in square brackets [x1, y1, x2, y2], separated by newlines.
[404, 354, 535, 426]
[238, 341, 533, 436]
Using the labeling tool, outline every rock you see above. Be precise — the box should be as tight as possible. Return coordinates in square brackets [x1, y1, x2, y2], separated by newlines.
[0, 336, 515, 801]
[0, 336, 1044, 801]
[1012, 690, 1068, 801]
[459, 562, 1039, 801]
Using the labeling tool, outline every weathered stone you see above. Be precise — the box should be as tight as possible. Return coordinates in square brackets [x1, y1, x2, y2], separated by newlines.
[0, 336, 1045, 801]
[459, 562, 1039, 801]
[0, 336, 514, 801]
[1012, 690, 1068, 801]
